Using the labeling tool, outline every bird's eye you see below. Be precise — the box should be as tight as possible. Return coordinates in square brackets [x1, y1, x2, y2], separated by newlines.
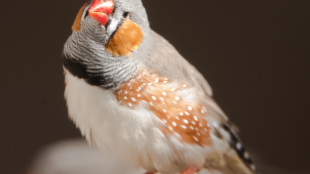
[122, 12, 129, 18]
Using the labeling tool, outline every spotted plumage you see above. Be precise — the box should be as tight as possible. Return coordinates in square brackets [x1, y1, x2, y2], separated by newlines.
[114, 70, 212, 146]
[63, 0, 258, 174]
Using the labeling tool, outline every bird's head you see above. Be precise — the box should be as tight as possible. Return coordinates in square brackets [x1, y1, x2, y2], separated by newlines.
[63, 0, 151, 89]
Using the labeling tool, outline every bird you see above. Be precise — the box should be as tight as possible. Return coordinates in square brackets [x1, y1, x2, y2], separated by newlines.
[63, 0, 258, 174]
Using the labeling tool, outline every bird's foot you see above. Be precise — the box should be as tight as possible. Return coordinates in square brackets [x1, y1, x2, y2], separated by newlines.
[180, 166, 198, 174]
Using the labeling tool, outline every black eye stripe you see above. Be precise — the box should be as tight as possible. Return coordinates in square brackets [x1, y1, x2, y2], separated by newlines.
[84, 10, 89, 18]
[81, 3, 91, 20]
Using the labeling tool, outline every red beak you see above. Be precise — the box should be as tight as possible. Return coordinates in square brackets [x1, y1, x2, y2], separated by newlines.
[88, 0, 114, 26]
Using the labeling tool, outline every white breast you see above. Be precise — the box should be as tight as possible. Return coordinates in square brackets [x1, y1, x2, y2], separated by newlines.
[64, 70, 230, 174]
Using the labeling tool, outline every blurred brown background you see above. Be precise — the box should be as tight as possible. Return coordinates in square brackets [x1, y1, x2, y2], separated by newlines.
[0, 0, 309, 174]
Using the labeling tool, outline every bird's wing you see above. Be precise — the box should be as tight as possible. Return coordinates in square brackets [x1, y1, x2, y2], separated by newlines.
[139, 30, 213, 96]
[139, 31, 258, 173]
[138, 30, 228, 120]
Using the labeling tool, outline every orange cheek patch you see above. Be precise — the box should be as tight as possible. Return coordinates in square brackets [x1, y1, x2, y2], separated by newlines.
[105, 19, 144, 57]
[72, 1, 91, 31]
[114, 70, 212, 146]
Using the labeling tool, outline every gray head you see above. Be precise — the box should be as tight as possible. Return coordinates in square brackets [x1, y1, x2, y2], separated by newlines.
[63, 0, 152, 89]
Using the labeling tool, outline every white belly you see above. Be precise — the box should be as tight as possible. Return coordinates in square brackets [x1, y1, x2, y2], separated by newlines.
[64, 71, 228, 174]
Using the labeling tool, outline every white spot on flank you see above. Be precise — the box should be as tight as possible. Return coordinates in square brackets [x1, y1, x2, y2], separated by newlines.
[183, 84, 187, 87]
[250, 164, 256, 171]
[193, 136, 199, 142]
[118, 90, 122, 94]
[136, 87, 141, 92]
[124, 96, 127, 100]
[167, 115, 171, 119]
[175, 116, 180, 120]
[137, 94, 141, 97]
[155, 78, 159, 83]
[171, 88, 176, 91]
[236, 142, 242, 150]
[172, 122, 177, 126]
[143, 83, 146, 86]
[173, 101, 177, 104]
[195, 128, 199, 131]
[179, 112, 184, 116]
[162, 92, 167, 96]
[127, 83, 131, 86]
[160, 97, 164, 101]
[163, 109, 167, 113]
[168, 126, 173, 131]
[124, 91, 128, 94]
[207, 123, 211, 127]
[137, 76, 141, 79]
[181, 125, 187, 129]
[190, 126, 194, 130]
[194, 116, 198, 121]
[163, 81, 168, 83]
[188, 106, 192, 111]
[201, 109, 205, 114]
[148, 83, 152, 86]
[183, 119, 189, 124]
[185, 112, 190, 115]
[128, 103, 132, 107]
[162, 119, 167, 123]
[197, 132, 201, 136]
[152, 96, 156, 100]
[213, 122, 219, 128]
[129, 86, 132, 90]
[175, 96, 180, 101]
[131, 98, 136, 102]
[164, 78, 168, 80]
[244, 152, 250, 159]
[191, 121, 196, 125]
[149, 102, 153, 106]
[204, 128, 208, 131]
[199, 123, 203, 127]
